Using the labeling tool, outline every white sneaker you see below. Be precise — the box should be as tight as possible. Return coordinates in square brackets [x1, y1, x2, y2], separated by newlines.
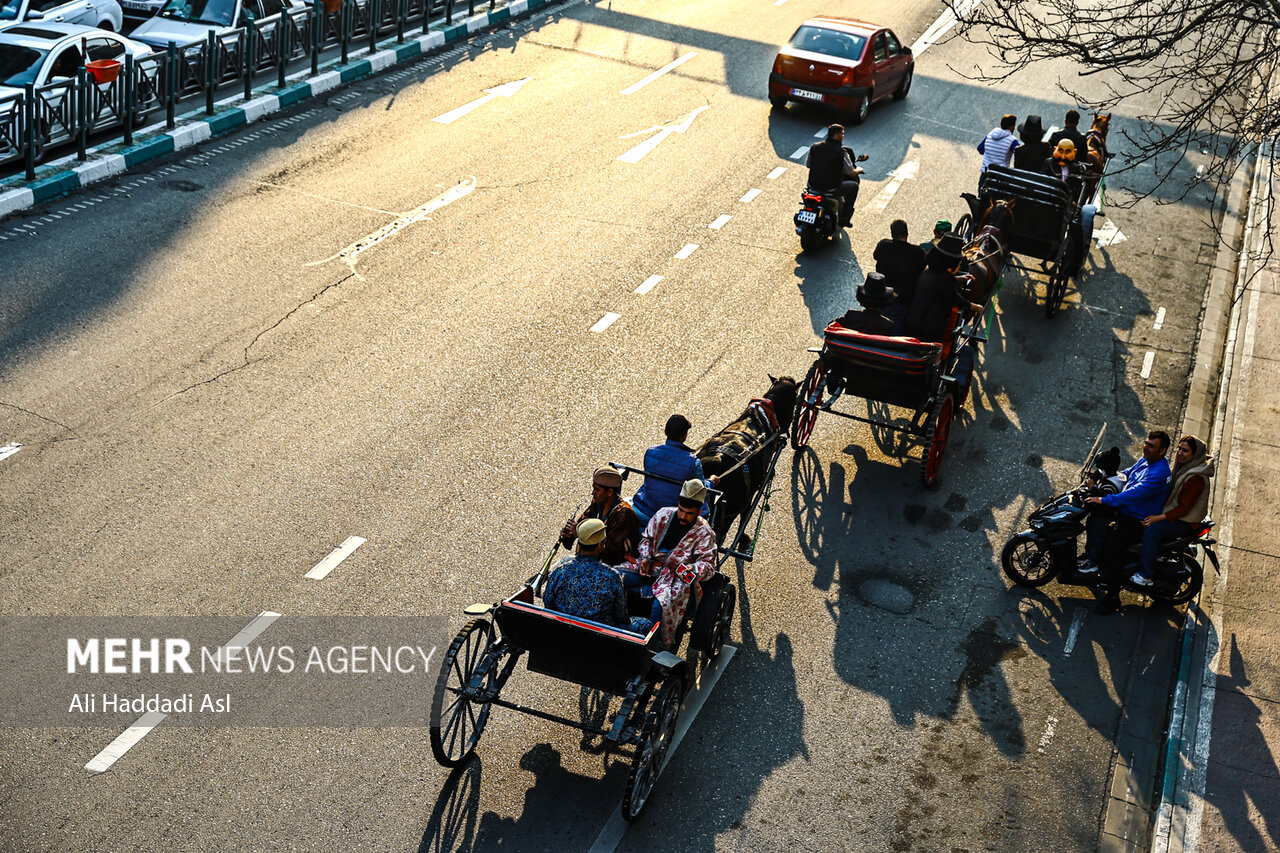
[1076, 561, 1099, 575]
[1129, 572, 1154, 587]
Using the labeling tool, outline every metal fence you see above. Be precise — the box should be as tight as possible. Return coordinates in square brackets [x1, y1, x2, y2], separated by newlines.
[1, 0, 496, 180]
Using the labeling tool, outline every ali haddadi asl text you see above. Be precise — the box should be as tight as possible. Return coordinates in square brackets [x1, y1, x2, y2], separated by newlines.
[68, 693, 230, 714]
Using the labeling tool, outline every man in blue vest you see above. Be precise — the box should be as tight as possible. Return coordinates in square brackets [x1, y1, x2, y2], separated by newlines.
[631, 415, 710, 524]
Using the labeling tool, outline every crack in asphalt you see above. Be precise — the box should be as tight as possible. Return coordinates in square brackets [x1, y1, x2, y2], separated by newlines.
[0, 400, 79, 440]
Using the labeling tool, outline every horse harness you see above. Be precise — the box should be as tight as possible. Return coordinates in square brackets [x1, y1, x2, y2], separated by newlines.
[705, 400, 781, 481]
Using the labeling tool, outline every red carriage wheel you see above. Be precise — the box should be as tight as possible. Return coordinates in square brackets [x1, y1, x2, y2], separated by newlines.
[790, 360, 826, 449]
[921, 391, 954, 487]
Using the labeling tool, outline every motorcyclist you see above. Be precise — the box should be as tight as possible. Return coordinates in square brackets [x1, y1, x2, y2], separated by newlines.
[806, 123, 863, 228]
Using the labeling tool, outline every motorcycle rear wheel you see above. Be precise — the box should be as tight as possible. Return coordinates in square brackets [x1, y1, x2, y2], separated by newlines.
[1148, 552, 1203, 606]
[799, 227, 820, 253]
[1001, 532, 1057, 587]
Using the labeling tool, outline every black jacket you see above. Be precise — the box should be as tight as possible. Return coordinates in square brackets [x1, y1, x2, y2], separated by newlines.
[807, 139, 847, 191]
[905, 269, 968, 342]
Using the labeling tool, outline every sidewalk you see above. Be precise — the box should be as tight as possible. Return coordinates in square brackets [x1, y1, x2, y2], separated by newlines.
[1156, 147, 1280, 852]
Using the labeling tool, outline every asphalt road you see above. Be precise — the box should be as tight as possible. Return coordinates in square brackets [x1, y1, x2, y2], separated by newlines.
[0, 0, 1224, 849]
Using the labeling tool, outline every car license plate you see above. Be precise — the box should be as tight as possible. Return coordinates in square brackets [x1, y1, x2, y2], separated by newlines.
[122, 1, 149, 9]
[791, 88, 823, 102]
[796, 210, 818, 224]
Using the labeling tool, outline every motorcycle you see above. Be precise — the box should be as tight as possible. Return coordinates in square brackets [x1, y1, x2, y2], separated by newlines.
[795, 150, 867, 253]
[1000, 425, 1218, 606]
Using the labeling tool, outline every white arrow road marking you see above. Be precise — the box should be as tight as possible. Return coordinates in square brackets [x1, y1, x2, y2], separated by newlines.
[431, 77, 531, 124]
[1094, 218, 1127, 246]
[0, 442, 20, 462]
[308, 179, 475, 276]
[865, 159, 919, 212]
[617, 105, 709, 164]
[306, 536, 366, 580]
[621, 52, 696, 96]
[910, 0, 983, 54]
[85, 611, 282, 773]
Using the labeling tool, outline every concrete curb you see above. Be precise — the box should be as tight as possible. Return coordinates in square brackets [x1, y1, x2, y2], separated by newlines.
[1149, 150, 1261, 853]
[0, 0, 548, 220]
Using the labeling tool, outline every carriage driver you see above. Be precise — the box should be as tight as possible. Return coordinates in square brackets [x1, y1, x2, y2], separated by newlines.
[626, 479, 719, 647]
[559, 467, 641, 566]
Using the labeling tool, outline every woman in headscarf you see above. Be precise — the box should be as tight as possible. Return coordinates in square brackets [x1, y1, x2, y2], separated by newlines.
[1131, 435, 1214, 586]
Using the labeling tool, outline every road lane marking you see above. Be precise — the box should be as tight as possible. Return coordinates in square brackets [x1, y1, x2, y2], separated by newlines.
[675, 243, 698, 259]
[1154, 307, 1166, 330]
[865, 159, 919, 212]
[1094, 218, 1128, 247]
[431, 77, 531, 124]
[617, 106, 709, 164]
[1063, 608, 1085, 656]
[740, 188, 762, 203]
[591, 313, 621, 332]
[634, 275, 663, 295]
[767, 167, 787, 180]
[790, 146, 809, 161]
[621, 52, 696, 95]
[306, 536, 367, 580]
[910, 0, 982, 54]
[588, 645, 737, 852]
[85, 611, 281, 773]
[1036, 714, 1059, 754]
[1140, 351, 1155, 379]
[308, 179, 475, 276]
[812, 128, 826, 139]
[774, 0, 787, 5]
[0, 442, 20, 462]
[708, 214, 732, 229]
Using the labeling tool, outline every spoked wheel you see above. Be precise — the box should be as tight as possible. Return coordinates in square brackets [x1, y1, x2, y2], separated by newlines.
[920, 391, 954, 487]
[953, 213, 974, 241]
[790, 360, 826, 449]
[1044, 230, 1078, 317]
[430, 618, 498, 767]
[1147, 553, 1203, 605]
[1001, 532, 1057, 587]
[705, 583, 736, 668]
[622, 677, 683, 821]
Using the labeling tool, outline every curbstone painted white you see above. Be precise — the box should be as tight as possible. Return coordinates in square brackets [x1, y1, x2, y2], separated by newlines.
[308, 69, 343, 95]
[71, 153, 128, 185]
[0, 187, 35, 219]
[466, 12, 489, 32]
[168, 121, 213, 148]
[240, 94, 280, 125]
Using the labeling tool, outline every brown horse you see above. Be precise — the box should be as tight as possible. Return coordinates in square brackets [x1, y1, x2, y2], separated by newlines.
[697, 375, 797, 544]
[1082, 112, 1111, 203]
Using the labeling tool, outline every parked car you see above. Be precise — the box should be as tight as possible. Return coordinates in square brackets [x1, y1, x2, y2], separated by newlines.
[129, 0, 299, 50]
[0, 23, 153, 162]
[768, 17, 913, 125]
[0, 0, 123, 32]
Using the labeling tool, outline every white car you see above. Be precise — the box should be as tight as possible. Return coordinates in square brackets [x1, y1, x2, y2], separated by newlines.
[0, 23, 153, 161]
[0, 0, 123, 32]
[130, 0, 299, 50]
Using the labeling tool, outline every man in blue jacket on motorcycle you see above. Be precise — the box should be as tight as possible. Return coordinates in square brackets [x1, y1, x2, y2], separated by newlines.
[1078, 430, 1173, 578]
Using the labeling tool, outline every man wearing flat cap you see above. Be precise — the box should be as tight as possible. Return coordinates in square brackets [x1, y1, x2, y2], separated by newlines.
[544, 519, 632, 629]
[633, 478, 719, 647]
[559, 466, 641, 566]
[631, 415, 711, 524]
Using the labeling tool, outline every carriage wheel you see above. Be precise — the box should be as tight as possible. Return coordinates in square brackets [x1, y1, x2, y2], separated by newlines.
[1044, 231, 1078, 318]
[954, 213, 974, 241]
[705, 583, 736, 668]
[920, 391, 954, 487]
[790, 361, 826, 449]
[430, 618, 497, 767]
[622, 677, 683, 821]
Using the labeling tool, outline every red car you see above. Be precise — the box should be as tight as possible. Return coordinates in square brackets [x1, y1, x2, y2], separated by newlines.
[769, 17, 914, 124]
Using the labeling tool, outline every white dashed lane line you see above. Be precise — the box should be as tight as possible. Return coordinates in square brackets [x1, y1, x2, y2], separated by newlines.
[767, 167, 787, 180]
[305, 536, 367, 580]
[739, 188, 762, 203]
[708, 214, 732, 229]
[790, 146, 809, 161]
[591, 313, 621, 333]
[1063, 608, 1085, 656]
[634, 275, 662, 295]
[1154, 306, 1166, 330]
[0, 442, 21, 462]
[620, 52, 697, 96]
[1140, 351, 1155, 379]
[675, 243, 698, 259]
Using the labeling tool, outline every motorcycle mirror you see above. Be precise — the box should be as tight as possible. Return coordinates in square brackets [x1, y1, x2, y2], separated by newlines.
[857, 154, 869, 161]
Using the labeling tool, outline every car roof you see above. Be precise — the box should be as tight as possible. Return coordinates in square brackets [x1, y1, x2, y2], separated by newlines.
[801, 17, 883, 37]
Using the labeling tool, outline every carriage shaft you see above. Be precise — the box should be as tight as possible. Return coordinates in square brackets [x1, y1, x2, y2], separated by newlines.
[815, 405, 929, 437]
[488, 697, 616, 738]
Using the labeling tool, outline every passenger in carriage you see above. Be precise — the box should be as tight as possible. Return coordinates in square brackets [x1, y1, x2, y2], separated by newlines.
[874, 219, 926, 315]
[627, 479, 719, 647]
[904, 234, 983, 342]
[543, 519, 631, 629]
[1012, 115, 1053, 171]
[559, 466, 641, 566]
[918, 219, 951, 253]
[835, 272, 897, 336]
[631, 415, 712, 524]
[1043, 138, 1088, 185]
[1047, 109, 1087, 153]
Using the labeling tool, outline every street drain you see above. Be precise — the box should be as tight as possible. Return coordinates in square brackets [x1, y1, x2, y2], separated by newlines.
[857, 578, 915, 614]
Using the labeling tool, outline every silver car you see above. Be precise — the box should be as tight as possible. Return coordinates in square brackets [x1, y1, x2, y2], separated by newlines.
[0, 0, 123, 31]
[129, 0, 299, 49]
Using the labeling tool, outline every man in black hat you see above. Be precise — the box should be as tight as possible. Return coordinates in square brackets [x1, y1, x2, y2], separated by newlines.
[835, 273, 897, 335]
[874, 219, 926, 310]
[904, 234, 983, 342]
[1013, 115, 1052, 171]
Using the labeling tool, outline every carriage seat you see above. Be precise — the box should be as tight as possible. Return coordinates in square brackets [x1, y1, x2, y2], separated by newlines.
[824, 321, 949, 365]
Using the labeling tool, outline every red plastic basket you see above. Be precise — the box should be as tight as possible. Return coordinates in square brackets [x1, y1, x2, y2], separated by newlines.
[86, 59, 121, 84]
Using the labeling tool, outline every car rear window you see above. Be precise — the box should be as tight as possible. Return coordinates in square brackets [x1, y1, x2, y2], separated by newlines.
[789, 25, 866, 61]
[0, 43, 49, 87]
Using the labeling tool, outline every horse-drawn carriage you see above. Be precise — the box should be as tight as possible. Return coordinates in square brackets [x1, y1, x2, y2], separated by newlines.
[789, 307, 987, 486]
[429, 379, 797, 820]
